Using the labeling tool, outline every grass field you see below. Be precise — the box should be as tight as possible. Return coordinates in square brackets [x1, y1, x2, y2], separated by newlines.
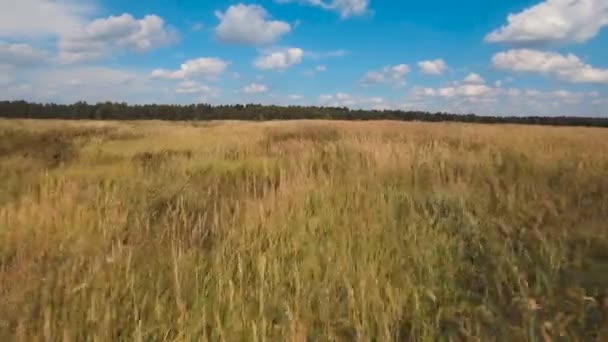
[1, 119, 607, 341]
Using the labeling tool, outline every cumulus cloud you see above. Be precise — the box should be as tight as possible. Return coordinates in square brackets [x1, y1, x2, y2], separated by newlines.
[277, 0, 370, 18]
[492, 49, 608, 84]
[418, 59, 447, 75]
[60, 14, 177, 63]
[407, 81, 604, 116]
[419, 84, 495, 98]
[254, 48, 304, 70]
[175, 80, 213, 94]
[0, 0, 94, 38]
[244, 83, 269, 93]
[504, 87, 591, 105]
[151, 58, 229, 80]
[413, 73, 497, 100]
[215, 4, 291, 45]
[551, 89, 586, 104]
[318, 92, 387, 109]
[485, 0, 608, 45]
[463, 73, 485, 84]
[361, 64, 409, 86]
[2, 66, 175, 104]
[288, 94, 304, 100]
[0, 42, 49, 66]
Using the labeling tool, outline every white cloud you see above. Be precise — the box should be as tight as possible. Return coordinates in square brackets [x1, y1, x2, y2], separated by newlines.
[463, 73, 485, 84]
[151, 69, 185, 80]
[418, 59, 447, 75]
[318, 92, 388, 109]
[407, 82, 605, 116]
[505, 87, 589, 104]
[413, 83, 496, 99]
[330, 0, 370, 18]
[60, 14, 177, 63]
[244, 83, 269, 94]
[0, 43, 49, 66]
[254, 48, 304, 70]
[176, 80, 213, 95]
[508, 89, 588, 111]
[442, 85, 494, 98]
[215, 4, 291, 45]
[485, 0, 608, 45]
[0, 0, 94, 38]
[4, 64, 227, 104]
[361, 64, 409, 86]
[277, 0, 370, 18]
[152, 57, 229, 80]
[413, 88, 437, 97]
[492, 49, 608, 84]
[2, 66, 174, 104]
[288, 94, 304, 100]
[551, 89, 585, 104]
[361, 71, 385, 84]
[175, 81, 218, 101]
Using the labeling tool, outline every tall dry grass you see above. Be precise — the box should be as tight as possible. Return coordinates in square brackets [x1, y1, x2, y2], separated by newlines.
[1, 119, 607, 341]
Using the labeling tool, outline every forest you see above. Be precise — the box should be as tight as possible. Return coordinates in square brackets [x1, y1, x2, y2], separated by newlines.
[1, 100, 607, 127]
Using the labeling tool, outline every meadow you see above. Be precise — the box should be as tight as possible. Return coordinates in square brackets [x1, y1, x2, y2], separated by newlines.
[0, 119, 607, 341]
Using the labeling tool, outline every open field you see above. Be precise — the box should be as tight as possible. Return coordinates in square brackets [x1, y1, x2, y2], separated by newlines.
[1, 119, 607, 341]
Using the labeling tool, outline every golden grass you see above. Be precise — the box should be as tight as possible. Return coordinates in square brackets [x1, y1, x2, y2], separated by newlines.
[1, 119, 607, 341]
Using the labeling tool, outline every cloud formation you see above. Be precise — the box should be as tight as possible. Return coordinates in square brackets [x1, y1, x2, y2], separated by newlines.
[418, 59, 447, 75]
[486, 0, 608, 45]
[277, 0, 370, 18]
[254, 48, 304, 70]
[60, 14, 177, 63]
[319, 92, 387, 109]
[244, 83, 269, 93]
[492, 49, 608, 84]
[2, 66, 171, 104]
[175, 80, 212, 94]
[215, 4, 291, 45]
[463, 73, 485, 84]
[152, 58, 229, 80]
[0, 43, 49, 66]
[361, 64, 409, 86]
[0, 0, 93, 37]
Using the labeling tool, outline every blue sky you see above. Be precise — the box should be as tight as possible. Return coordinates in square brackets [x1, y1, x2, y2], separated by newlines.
[1, 0, 607, 116]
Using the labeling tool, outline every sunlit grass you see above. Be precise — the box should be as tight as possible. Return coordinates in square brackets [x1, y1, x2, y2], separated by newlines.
[0, 119, 607, 341]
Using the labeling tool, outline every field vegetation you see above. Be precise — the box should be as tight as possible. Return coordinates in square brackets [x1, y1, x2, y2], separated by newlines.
[0, 119, 607, 341]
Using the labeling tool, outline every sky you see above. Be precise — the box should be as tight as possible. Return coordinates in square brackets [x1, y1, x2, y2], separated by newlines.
[1, 0, 607, 116]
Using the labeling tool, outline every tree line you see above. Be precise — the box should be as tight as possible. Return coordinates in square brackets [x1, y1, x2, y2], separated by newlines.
[0, 100, 606, 127]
